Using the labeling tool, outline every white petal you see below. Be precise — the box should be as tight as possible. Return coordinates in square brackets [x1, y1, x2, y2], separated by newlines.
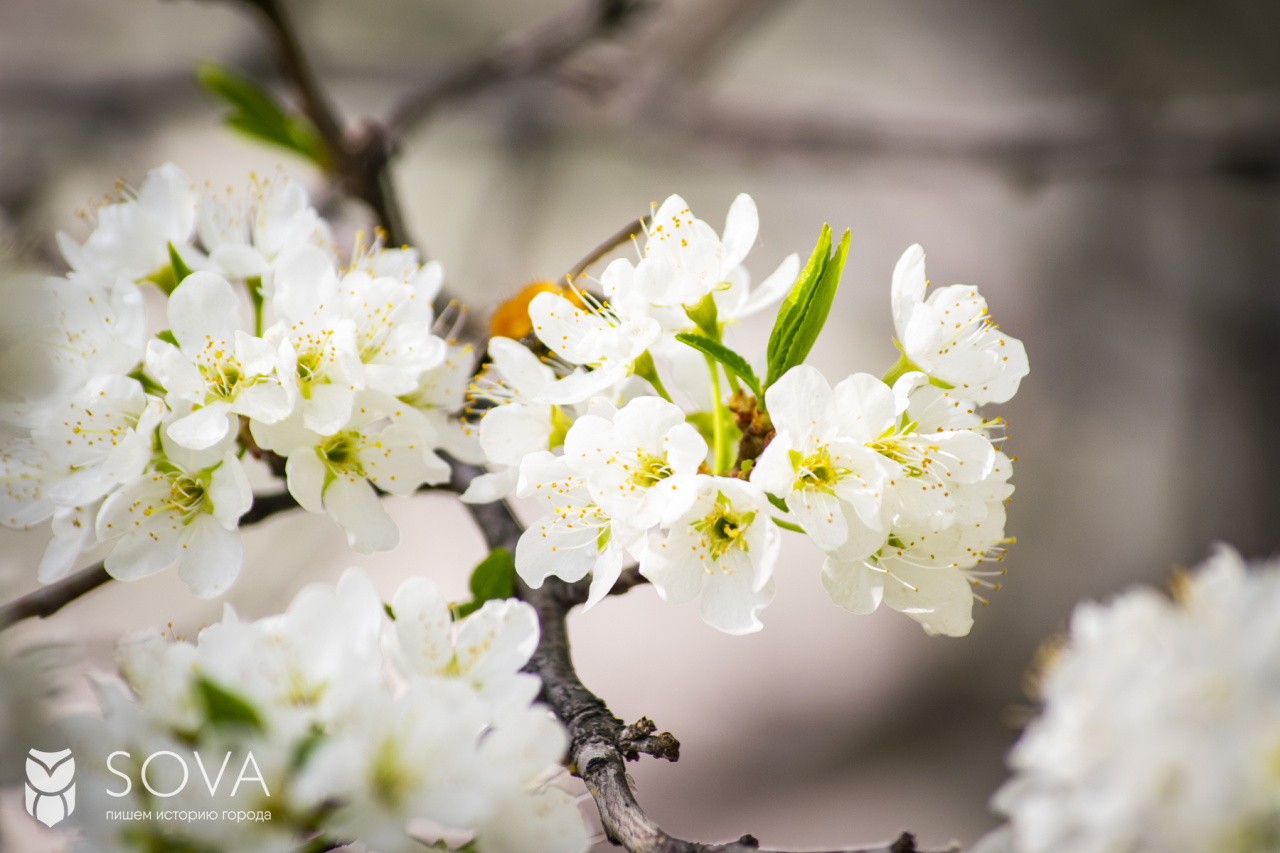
[392, 576, 454, 675]
[165, 401, 233, 450]
[487, 337, 554, 396]
[210, 244, 268, 278]
[832, 373, 898, 442]
[232, 381, 292, 424]
[763, 364, 835, 438]
[536, 367, 627, 406]
[738, 252, 800, 319]
[820, 556, 884, 614]
[208, 452, 252, 528]
[720, 193, 759, 271]
[890, 243, 927, 336]
[168, 271, 242, 351]
[789, 488, 848, 552]
[460, 468, 518, 504]
[637, 531, 702, 606]
[234, 330, 277, 377]
[479, 401, 553, 466]
[456, 599, 540, 681]
[176, 515, 243, 598]
[303, 383, 355, 435]
[324, 473, 399, 553]
[882, 564, 974, 637]
[699, 567, 774, 635]
[145, 338, 204, 403]
[286, 449, 327, 514]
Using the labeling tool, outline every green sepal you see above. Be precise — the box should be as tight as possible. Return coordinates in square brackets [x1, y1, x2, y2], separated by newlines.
[155, 330, 180, 348]
[452, 548, 515, 619]
[764, 224, 851, 390]
[674, 332, 762, 401]
[632, 350, 673, 402]
[196, 676, 264, 732]
[766, 493, 790, 514]
[168, 242, 193, 287]
[196, 62, 330, 169]
[684, 293, 720, 339]
[128, 363, 167, 397]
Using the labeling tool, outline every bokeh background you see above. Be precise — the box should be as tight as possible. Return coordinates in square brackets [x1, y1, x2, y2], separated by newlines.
[3, 0, 1280, 850]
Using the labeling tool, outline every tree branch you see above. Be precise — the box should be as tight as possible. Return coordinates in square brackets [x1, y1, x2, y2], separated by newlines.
[387, 0, 652, 139]
[517, 574, 955, 853]
[564, 215, 651, 285]
[0, 489, 304, 630]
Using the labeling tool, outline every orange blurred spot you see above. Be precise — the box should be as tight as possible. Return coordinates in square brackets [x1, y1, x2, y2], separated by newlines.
[490, 280, 582, 339]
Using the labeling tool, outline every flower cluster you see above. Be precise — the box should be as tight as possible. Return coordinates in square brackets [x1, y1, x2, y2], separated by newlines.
[989, 546, 1280, 853]
[466, 195, 1028, 635]
[67, 570, 588, 853]
[1, 164, 480, 597]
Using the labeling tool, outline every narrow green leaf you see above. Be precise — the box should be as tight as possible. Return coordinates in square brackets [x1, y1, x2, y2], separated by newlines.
[674, 332, 762, 399]
[196, 62, 329, 169]
[453, 548, 515, 619]
[168, 242, 193, 287]
[764, 225, 851, 390]
[772, 517, 806, 534]
[196, 677, 263, 731]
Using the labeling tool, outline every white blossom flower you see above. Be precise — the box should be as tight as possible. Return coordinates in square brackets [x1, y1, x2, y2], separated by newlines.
[992, 545, 1280, 853]
[460, 337, 559, 504]
[562, 395, 706, 530]
[0, 273, 148, 430]
[634, 193, 758, 308]
[392, 577, 541, 716]
[57, 163, 198, 286]
[527, 267, 660, 405]
[251, 391, 449, 554]
[31, 374, 164, 506]
[890, 244, 1029, 405]
[195, 174, 334, 287]
[820, 450, 1013, 637]
[750, 366, 894, 555]
[38, 501, 101, 583]
[639, 475, 780, 634]
[514, 451, 642, 609]
[398, 342, 486, 464]
[145, 271, 291, 450]
[96, 429, 252, 598]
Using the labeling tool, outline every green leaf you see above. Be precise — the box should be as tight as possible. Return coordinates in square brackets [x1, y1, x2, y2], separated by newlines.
[196, 677, 263, 731]
[453, 548, 515, 619]
[196, 62, 329, 169]
[674, 332, 762, 400]
[772, 516, 806, 534]
[168, 242, 193, 287]
[764, 225, 851, 390]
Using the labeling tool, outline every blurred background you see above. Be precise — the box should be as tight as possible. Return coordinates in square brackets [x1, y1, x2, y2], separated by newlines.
[3, 0, 1280, 849]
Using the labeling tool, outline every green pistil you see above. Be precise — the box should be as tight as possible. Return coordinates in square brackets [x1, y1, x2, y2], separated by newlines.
[200, 360, 243, 400]
[168, 474, 207, 518]
[320, 431, 363, 473]
[788, 445, 849, 494]
[629, 452, 673, 488]
[692, 491, 756, 561]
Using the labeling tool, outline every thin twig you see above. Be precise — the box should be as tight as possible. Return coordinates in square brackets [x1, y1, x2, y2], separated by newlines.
[564, 214, 651, 284]
[0, 489, 304, 630]
[387, 0, 651, 138]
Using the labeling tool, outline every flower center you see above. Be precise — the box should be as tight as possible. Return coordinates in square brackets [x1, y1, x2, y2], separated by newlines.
[866, 421, 930, 478]
[369, 737, 419, 810]
[692, 491, 755, 562]
[320, 431, 364, 474]
[167, 473, 206, 518]
[628, 451, 673, 488]
[788, 445, 849, 494]
[198, 352, 244, 401]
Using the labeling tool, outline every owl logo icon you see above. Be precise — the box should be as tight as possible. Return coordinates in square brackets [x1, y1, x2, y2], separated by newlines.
[25, 748, 76, 827]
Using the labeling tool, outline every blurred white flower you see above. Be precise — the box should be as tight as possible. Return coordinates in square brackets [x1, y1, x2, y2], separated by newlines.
[96, 431, 251, 598]
[993, 545, 1280, 853]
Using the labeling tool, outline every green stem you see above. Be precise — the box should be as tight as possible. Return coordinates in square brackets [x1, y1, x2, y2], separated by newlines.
[633, 351, 673, 403]
[881, 343, 921, 387]
[247, 276, 266, 338]
[706, 356, 732, 474]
